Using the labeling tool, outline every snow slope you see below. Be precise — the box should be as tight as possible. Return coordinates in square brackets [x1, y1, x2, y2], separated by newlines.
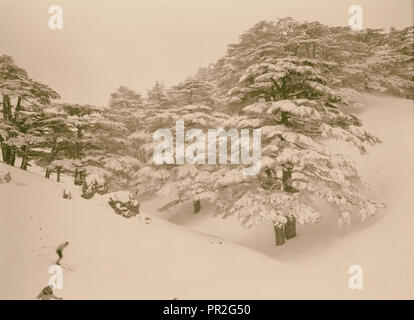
[0, 95, 413, 299]
[0, 163, 288, 299]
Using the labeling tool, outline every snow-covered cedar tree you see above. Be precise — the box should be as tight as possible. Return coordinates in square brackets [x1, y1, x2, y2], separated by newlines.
[215, 18, 329, 96]
[99, 155, 141, 191]
[79, 86, 147, 191]
[109, 85, 143, 109]
[228, 55, 361, 117]
[178, 21, 388, 244]
[0, 55, 60, 168]
[337, 28, 414, 97]
[195, 63, 218, 83]
[211, 97, 383, 245]
[53, 103, 121, 186]
[107, 85, 145, 132]
[214, 18, 412, 107]
[30, 104, 73, 177]
[57, 103, 102, 158]
[37, 102, 122, 188]
[378, 26, 414, 98]
[132, 103, 229, 214]
[146, 81, 172, 108]
[208, 57, 383, 245]
[169, 79, 215, 106]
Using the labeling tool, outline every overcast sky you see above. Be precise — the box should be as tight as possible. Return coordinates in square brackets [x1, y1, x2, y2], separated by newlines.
[0, 0, 412, 106]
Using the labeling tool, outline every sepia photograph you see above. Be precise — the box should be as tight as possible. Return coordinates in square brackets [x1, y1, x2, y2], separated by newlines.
[0, 0, 413, 306]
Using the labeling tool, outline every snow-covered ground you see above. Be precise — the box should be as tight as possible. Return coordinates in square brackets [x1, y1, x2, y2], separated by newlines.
[1, 95, 413, 299]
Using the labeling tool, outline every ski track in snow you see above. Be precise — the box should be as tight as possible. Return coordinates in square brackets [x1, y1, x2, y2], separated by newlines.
[0, 95, 413, 299]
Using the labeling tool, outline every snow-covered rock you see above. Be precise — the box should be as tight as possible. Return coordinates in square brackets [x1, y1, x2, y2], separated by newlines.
[81, 174, 108, 199]
[108, 191, 140, 218]
[0, 170, 11, 183]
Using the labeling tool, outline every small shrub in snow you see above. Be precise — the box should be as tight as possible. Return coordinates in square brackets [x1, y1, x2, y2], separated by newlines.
[62, 189, 72, 199]
[0, 170, 11, 184]
[108, 191, 140, 218]
[81, 174, 108, 199]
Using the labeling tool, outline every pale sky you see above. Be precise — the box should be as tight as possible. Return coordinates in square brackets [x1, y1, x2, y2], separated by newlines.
[0, 0, 412, 106]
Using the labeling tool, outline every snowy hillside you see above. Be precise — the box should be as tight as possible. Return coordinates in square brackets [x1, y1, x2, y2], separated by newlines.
[1, 95, 413, 299]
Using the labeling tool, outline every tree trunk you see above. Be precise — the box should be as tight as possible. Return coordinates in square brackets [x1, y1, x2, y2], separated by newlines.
[76, 127, 83, 159]
[282, 166, 297, 193]
[56, 167, 61, 182]
[20, 145, 28, 170]
[2, 95, 8, 120]
[20, 155, 28, 170]
[80, 170, 84, 184]
[45, 168, 51, 179]
[14, 97, 22, 122]
[282, 168, 291, 188]
[1, 142, 6, 163]
[281, 111, 290, 125]
[282, 165, 298, 239]
[274, 225, 285, 246]
[4, 95, 12, 120]
[2, 94, 13, 121]
[285, 216, 297, 240]
[2, 144, 10, 164]
[1, 93, 15, 165]
[193, 200, 201, 214]
[74, 168, 84, 185]
[9, 148, 15, 166]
